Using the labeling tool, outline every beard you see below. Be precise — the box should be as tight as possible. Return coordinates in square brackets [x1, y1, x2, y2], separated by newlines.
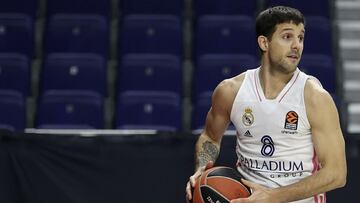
[269, 54, 299, 74]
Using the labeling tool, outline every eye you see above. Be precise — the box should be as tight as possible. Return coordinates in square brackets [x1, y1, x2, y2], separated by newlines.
[299, 35, 304, 42]
[282, 34, 292, 40]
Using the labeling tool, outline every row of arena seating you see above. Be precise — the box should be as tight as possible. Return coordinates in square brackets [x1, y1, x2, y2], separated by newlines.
[0, 0, 336, 131]
[0, 0, 332, 18]
[0, 13, 333, 58]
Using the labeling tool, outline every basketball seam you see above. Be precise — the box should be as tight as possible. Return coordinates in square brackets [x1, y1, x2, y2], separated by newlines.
[207, 176, 251, 195]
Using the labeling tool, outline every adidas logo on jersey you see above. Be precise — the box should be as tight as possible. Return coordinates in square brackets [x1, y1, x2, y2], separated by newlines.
[243, 130, 253, 137]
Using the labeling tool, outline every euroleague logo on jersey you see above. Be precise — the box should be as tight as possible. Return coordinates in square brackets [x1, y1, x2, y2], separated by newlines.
[284, 111, 298, 130]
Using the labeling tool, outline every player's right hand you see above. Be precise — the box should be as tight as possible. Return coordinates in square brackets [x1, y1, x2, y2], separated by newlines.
[186, 161, 214, 203]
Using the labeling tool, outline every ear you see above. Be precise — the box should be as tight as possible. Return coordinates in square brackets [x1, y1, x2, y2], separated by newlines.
[257, 36, 268, 52]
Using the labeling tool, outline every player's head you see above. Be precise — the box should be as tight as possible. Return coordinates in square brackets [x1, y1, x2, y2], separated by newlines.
[256, 6, 305, 73]
[256, 6, 305, 42]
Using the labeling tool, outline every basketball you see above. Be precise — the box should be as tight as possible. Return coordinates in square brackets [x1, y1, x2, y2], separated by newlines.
[192, 166, 251, 203]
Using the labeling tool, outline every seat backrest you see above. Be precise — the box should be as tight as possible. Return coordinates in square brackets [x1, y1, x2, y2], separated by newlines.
[42, 53, 106, 96]
[0, 90, 25, 131]
[118, 54, 181, 94]
[193, 0, 257, 18]
[47, 0, 111, 18]
[194, 54, 258, 96]
[0, 14, 33, 57]
[116, 91, 181, 131]
[265, 0, 331, 18]
[0, 53, 30, 96]
[195, 15, 257, 58]
[299, 54, 336, 94]
[37, 90, 104, 129]
[120, 15, 182, 57]
[303, 16, 332, 56]
[120, 0, 184, 16]
[0, 0, 38, 18]
[192, 91, 212, 130]
[45, 14, 109, 57]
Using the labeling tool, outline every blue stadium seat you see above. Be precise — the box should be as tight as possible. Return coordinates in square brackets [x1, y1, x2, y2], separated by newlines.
[192, 91, 236, 131]
[0, 14, 33, 57]
[299, 54, 336, 94]
[120, 0, 184, 16]
[37, 90, 104, 129]
[44, 14, 109, 57]
[42, 53, 106, 96]
[0, 0, 38, 18]
[303, 16, 332, 56]
[118, 54, 181, 94]
[0, 90, 25, 131]
[116, 91, 181, 131]
[47, 0, 111, 18]
[195, 15, 257, 58]
[192, 91, 212, 130]
[0, 53, 30, 96]
[266, 0, 331, 18]
[194, 54, 258, 96]
[119, 15, 182, 57]
[193, 0, 257, 17]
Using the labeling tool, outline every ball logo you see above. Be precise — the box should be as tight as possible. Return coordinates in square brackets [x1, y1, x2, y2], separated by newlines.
[242, 107, 254, 126]
[284, 111, 298, 130]
[206, 196, 222, 203]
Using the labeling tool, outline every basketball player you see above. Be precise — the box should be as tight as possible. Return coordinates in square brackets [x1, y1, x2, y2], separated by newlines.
[186, 6, 347, 203]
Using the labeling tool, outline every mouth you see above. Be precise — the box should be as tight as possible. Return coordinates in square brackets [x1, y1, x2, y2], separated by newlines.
[287, 55, 299, 60]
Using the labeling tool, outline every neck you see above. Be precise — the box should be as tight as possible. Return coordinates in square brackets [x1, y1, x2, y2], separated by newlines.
[258, 63, 295, 99]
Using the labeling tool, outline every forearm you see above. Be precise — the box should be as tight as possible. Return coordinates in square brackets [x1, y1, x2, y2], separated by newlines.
[194, 133, 221, 170]
[273, 167, 346, 202]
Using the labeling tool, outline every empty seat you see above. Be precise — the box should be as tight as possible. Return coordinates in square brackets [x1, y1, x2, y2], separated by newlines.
[0, 14, 34, 57]
[47, 0, 111, 18]
[0, 0, 38, 18]
[193, 0, 256, 17]
[120, 0, 184, 16]
[194, 54, 257, 96]
[41, 53, 106, 96]
[195, 15, 257, 58]
[303, 16, 332, 56]
[266, 0, 331, 18]
[192, 91, 236, 131]
[37, 90, 104, 129]
[299, 54, 336, 94]
[44, 14, 109, 57]
[116, 91, 181, 131]
[192, 91, 212, 130]
[118, 54, 181, 94]
[0, 90, 25, 131]
[119, 15, 182, 57]
[0, 53, 30, 96]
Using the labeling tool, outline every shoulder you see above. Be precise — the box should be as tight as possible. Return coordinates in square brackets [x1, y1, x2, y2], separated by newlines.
[304, 77, 338, 122]
[211, 72, 246, 113]
[213, 72, 245, 100]
[304, 77, 333, 106]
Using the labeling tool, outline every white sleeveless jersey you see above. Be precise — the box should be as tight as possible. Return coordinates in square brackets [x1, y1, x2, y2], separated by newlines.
[230, 68, 326, 203]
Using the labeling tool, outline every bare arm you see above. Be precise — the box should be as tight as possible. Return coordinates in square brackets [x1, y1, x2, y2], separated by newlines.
[233, 80, 347, 203]
[186, 76, 242, 201]
[195, 79, 236, 170]
[272, 80, 346, 202]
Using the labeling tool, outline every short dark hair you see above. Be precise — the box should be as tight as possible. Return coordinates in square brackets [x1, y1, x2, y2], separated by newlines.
[256, 6, 305, 40]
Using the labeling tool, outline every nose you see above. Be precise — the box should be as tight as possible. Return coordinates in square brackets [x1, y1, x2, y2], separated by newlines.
[291, 38, 302, 51]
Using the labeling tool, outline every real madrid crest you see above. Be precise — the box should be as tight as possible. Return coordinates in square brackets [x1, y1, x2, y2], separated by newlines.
[242, 107, 254, 126]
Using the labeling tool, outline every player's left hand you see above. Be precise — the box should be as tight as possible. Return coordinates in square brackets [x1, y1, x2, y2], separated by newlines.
[230, 179, 282, 203]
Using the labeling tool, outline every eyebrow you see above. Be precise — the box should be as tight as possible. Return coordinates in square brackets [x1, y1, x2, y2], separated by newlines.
[280, 28, 305, 34]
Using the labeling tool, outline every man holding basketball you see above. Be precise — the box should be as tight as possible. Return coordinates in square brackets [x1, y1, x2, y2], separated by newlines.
[186, 6, 347, 203]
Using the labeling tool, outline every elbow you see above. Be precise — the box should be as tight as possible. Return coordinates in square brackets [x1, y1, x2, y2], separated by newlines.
[333, 170, 347, 189]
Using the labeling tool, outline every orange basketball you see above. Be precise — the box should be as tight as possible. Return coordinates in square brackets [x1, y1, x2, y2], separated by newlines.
[192, 166, 251, 203]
